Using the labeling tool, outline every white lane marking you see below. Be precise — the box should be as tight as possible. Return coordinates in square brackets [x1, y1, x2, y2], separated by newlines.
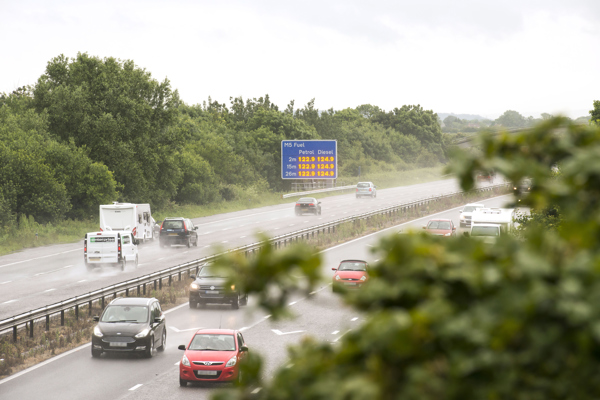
[289, 301, 297, 305]
[289, 224, 295, 227]
[44, 289, 56, 293]
[252, 387, 262, 394]
[77, 280, 87, 283]
[309, 284, 332, 295]
[175, 361, 180, 366]
[138, 264, 144, 266]
[240, 236, 246, 239]
[273, 228, 280, 230]
[34, 265, 74, 276]
[222, 228, 230, 231]
[375, 259, 379, 262]
[203, 245, 210, 248]
[157, 257, 165, 261]
[169, 326, 204, 333]
[0, 248, 80, 269]
[331, 214, 336, 217]
[332, 330, 339, 335]
[366, 244, 373, 247]
[351, 317, 358, 321]
[333, 329, 351, 343]
[1, 281, 11, 285]
[256, 231, 263, 234]
[2, 300, 17, 304]
[183, 251, 188, 254]
[222, 241, 228, 243]
[129, 384, 143, 391]
[272, 329, 305, 336]
[239, 327, 248, 332]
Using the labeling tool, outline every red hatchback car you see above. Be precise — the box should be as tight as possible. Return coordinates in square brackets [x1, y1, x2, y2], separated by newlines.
[332, 260, 369, 292]
[423, 219, 457, 237]
[178, 329, 249, 386]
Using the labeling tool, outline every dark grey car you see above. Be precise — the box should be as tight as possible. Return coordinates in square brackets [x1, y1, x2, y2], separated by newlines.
[159, 217, 199, 247]
[189, 264, 248, 309]
[295, 197, 322, 216]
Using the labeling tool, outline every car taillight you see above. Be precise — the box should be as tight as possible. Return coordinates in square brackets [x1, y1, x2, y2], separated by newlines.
[183, 222, 187, 231]
[160, 222, 164, 231]
[369, 188, 372, 192]
[295, 203, 300, 207]
[132, 227, 137, 236]
[356, 188, 358, 192]
[100, 228, 103, 231]
[84, 239, 87, 255]
[309, 203, 314, 206]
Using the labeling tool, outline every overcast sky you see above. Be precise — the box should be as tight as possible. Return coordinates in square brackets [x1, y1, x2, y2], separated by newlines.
[2, 0, 599, 119]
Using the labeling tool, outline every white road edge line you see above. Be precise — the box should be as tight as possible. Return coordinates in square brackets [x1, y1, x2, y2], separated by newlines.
[129, 384, 143, 391]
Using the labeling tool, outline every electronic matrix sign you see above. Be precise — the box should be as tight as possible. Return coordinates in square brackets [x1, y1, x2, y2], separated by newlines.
[281, 140, 337, 179]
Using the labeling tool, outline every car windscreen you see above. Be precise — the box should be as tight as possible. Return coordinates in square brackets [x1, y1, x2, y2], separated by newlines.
[199, 266, 222, 278]
[101, 305, 148, 323]
[163, 220, 184, 229]
[189, 334, 236, 351]
[462, 206, 481, 213]
[357, 183, 370, 188]
[297, 198, 314, 203]
[338, 261, 367, 271]
[471, 226, 500, 236]
[427, 221, 451, 230]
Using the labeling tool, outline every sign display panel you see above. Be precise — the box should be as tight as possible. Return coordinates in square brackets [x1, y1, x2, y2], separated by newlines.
[281, 140, 337, 179]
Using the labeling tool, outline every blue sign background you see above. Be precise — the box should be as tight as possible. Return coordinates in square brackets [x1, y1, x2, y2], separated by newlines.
[281, 140, 337, 179]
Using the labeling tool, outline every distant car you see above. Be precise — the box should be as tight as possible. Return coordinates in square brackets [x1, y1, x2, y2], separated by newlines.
[513, 178, 532, 194]
[459, 203, 485, 228]
[476, 171, 494, 183]
[188, 263, 248, 309]
[178, 329, 249, 386]
[423, 219, 457, 237]
[91, 297, 166, 358]
[295, 197, 322, 216]
[356, 182, 377, 199]
[332, 259, 369, 292]
[159, 217, 198, 248]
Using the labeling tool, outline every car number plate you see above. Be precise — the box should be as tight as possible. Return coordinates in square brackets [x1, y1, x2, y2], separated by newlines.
[89, 257, 101, 261]
[197, 370, 218, 375]
[168, 233, 178, 236]
[301, 208, 308, 211]
[205, 290, 219, 294]
[344, 282, 357, 286]
[110, 342, 127, 347]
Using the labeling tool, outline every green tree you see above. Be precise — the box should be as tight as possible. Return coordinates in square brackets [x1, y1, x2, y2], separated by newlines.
[590, 100, 600, 125]
[33, 53, 181, 208]
[494, 109, 527, 128]
[213, 117, 600, 400]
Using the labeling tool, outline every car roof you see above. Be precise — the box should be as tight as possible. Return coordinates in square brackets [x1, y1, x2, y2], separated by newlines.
[464, 203, 484, 207]
[109, 297, 155, 306]
[357, 181, 373, 184]
[428, 219, 452, 222]
[193, 329, 237, 335]
[164, 217, 185, 220]
[339, 259, 368, 263]
[298, 197, 316, 201]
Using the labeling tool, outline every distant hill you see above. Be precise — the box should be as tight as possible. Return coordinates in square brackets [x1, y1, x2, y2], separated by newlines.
[437, 113, 489, 121]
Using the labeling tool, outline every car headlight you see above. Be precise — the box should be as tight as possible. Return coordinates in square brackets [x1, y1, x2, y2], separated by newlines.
[182, 355, 191, 367]
[444, 232, 452, 236]
[513, 187, 517, 190]
[135, 328, 150, 338]
[335, 275, 340, 280]
[460, 215, 465, 220]
[93, 325, 103, 337]
[226, 355, 237, 367]
[360, 276, 367, 281]
[190, 283, 199, 290]
[230, 284, 235, 291]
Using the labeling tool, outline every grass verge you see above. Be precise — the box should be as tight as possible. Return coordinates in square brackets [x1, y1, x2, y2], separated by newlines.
[0, 184, 509, 381]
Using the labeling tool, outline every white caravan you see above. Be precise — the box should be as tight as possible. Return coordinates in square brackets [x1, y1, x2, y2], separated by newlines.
[84, 231, 138, 271]
[99, 203, 155, 242]
[469, 208, 515, 243]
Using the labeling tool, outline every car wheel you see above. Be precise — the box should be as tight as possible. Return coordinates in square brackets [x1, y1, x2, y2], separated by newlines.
[157, 330, 166, 352]
[180, 378, 187, 387]
[143, 235, 147, 244]
[241, 294, 248, 306]
[91, 348, 102, 358]
[194, 236, 198, 247]
[232, 295, 240, 310]
[189, 300, 197, 309]
[187, 238, 191, 248]
[85, 262, 93, 271]
[134, 256, 138, 269]
[318, 209, 322, 215]
[237, 369, 243, 384]
[145, 336, 154, 358]
[121, 260, 126, 271]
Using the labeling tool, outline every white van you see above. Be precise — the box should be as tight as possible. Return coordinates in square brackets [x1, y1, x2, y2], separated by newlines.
[469, 208, 515, 243]
[84, 231, 139, 271]
[459, 203, 485, 228]
[99, 203, 155, 242]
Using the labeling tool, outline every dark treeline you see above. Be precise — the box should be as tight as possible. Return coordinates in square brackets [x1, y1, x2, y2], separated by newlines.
[0, 53, 444, 227]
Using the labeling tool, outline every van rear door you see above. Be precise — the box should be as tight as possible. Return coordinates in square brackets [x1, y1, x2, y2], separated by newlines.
[87, 233, 118, 263]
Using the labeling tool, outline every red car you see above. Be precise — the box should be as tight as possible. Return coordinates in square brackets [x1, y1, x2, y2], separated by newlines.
[423, 219, 457, 237]
[178, 329, 249, 386]
[332, 260, 369, 292]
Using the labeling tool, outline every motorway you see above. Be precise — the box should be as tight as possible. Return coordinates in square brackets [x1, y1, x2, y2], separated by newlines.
[0, 178, 499, 319]
[0, 193, 514, 399]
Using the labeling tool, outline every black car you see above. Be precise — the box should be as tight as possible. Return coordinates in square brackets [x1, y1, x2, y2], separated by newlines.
[91, 297, 166, 358]
[159, 217, 199, 248]
[189, 264, 248, 309]
[295, 197, 322, 216]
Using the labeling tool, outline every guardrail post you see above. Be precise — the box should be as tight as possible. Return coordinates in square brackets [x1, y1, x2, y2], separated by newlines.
[46, 315, 50, 331]
[88, 300, 92, 316]
[61, 310, 65, 326]
[169, 275, 172, 286]
[143, 283, 146, 295]
[29, 320, 34, 338]
[126, 288, 129, 297]
[75, 304, 79, 320]
[178, 271, 182, 281]
[137, 285, 141, 296]
[13, 326, 17, 342]
[101, 296, 105, 309]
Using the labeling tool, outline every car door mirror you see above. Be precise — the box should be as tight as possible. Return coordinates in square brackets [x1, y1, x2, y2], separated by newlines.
[240, 345, 249, 352]
[93, 316, 99, 322]
[178, 345, 186, 351]
[190, 274, 196, 279]
[194, 226, 198, 230]
[422, 226, 427, 229]
[154, 317, 162, 323]
[463, 232, 470, 237]
[453, 227, 456, 231]
[332, 267, 337, 271]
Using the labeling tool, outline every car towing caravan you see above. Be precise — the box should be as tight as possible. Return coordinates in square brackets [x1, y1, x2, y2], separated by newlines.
[84, 231, 138, 271]
[469, 208, 515, 243]
[99, 203, 155, 242]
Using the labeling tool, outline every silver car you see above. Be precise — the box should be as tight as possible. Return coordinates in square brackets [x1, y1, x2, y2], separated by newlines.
[356, 182, 377, 199]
